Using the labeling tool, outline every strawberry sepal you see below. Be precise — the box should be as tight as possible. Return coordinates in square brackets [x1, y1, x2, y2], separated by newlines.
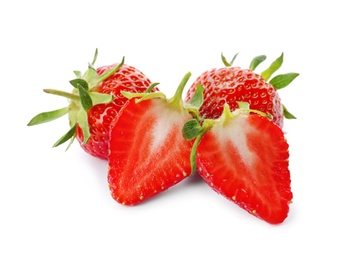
[121, 91, 166, 103]
[221, 52, 239, 67]
[27, 107, 69, 126]
[249, 55, 267, 70]
[269, 73, 299, 90]
[261, 52, 284, 81]
[53, 124, 76, 147]
[282, 104, 297, 119]
[28, 49, 124, 149]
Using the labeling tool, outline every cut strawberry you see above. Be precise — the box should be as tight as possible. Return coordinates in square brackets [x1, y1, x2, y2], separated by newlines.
[184, 103, 292, 224]
[108, 73, 202, 205]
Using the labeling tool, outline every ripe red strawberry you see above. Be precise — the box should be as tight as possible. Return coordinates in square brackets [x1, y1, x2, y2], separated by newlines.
[183, 103, 292, 224]
[28, 49, 157, 160]
[185, 53, 298, 128]
[108, 73, 201, 205]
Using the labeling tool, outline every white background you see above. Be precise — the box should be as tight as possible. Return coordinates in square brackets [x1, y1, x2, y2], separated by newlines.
[1, 0, 360, 259]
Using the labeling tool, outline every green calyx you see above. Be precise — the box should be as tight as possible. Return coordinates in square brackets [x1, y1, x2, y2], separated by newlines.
[122, 72, 206, 174]
[221, 52, 299, 120]
[122, 72, 204, 120]
[121, 82, 164, 101]
[221, 52, 239, 67]
[27, 49, 124, 149]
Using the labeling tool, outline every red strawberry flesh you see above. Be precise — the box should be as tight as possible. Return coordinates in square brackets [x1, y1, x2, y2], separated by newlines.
[108, 98, 193, 205]
[196, 113, 292, 224]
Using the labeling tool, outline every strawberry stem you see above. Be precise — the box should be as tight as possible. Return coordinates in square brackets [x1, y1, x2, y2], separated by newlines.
[219, 103, 235, 126]
[190, 134, 203, 173]
[168, 72, 191, 111]
[43, 89, 79, 101]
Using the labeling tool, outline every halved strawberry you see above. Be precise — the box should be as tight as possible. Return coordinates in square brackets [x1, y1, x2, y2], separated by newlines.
[108, 73, 202, 205]
[185, 53, 298, 128]
[183, 103, 292, 224]
[28, 49, 157, 160]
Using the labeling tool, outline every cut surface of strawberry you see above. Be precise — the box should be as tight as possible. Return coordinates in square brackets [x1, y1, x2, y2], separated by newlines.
[184, 103, 292, 224]
[108, 73, 201, 205]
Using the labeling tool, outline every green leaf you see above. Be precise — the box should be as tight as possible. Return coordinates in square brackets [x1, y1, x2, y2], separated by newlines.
[145, 82, 160, 93]
[77, 109, 91, 144]
[65, 134, 76, 151]
[283, 104, 296, 119]
[82, 67, 98, 86]
[70, 78, 89, 90]
[91, 48, 98, 66]
[269, 73, 299, 90]
[73, 70, 82, 78]
[249, 55, 266, 71]
[188, 84, 204, 109]
[89, 92, 113, 106]
[77, 84, 93, 111]
[92, 57, 125, 87]
[261, 53, 284, 81]
[221, 52, 238, 67]
[182, 119, 204, 140]
[27, 107, 69, 126]
[121, 91, 166, 103]
[53, 124, 76, 147]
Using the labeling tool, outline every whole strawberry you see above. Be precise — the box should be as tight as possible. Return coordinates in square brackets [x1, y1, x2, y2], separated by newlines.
[185, 53, 298, 128]
[28, 49, 158, 160]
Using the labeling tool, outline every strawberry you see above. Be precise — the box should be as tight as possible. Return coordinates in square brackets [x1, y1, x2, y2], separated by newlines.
[185, 53, 298, 128]
[183, 102, 292, 224]
[108, 72, 202, 205]
[28, 49, 157, 160]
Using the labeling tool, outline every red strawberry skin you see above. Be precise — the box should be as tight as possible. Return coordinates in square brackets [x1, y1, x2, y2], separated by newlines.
[108, 98, 193, 205]
[185, 67, 283, 127]
[196, 114, 292, 224]
[76, 64, 156, 160]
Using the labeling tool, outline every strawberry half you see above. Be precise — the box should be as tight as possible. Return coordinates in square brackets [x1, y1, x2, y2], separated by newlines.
[28, 49, 157, 160]
[185, 53, 298, 128]
[183, 103, 292, 224]
[108, 72, 202, 205]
